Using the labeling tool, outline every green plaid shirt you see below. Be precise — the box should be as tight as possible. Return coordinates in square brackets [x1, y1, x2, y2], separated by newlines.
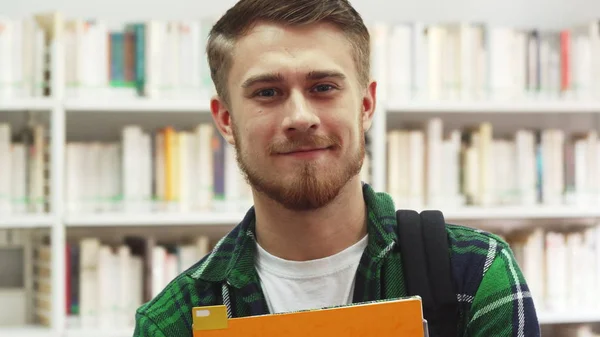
[133, 183, 540, 337]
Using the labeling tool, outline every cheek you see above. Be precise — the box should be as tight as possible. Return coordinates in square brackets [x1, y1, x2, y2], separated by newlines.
[242, 117, 276, 152]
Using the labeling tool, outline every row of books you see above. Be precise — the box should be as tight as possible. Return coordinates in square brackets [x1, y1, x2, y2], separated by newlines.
[506, 223, 600, 313]
[17, 226, 600, 330]
[0, 230, 30, 327]
[387, 118, 600, 208]
[0, 123, 49, 215]
[62, 19, 216, 100]
[372, 21, 600, 101]
[31, 235, 212, 329]
[3, 12, 600, 102]
[65, 123, 252, 214]
[0, 17, 49, 99]
[65, 123, 371, 214]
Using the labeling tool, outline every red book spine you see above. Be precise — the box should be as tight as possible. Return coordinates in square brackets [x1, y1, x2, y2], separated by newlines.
[560, 30, 570, 93]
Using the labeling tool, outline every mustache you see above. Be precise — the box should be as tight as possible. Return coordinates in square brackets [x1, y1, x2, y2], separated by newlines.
[268, 135, 341, 155]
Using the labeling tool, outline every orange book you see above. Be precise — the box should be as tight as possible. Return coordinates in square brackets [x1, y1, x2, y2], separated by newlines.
[192, 297, 425, 337]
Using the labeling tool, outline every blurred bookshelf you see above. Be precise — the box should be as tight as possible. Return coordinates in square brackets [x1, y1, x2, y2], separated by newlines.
[1, 6, 600, 337]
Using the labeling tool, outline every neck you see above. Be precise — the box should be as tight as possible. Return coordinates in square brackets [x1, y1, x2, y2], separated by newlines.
[252, 176, 367, 261]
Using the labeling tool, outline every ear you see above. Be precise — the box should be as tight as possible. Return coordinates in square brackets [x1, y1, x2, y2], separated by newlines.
[360, 80, 377, 132]
[210, 95, 236, 145]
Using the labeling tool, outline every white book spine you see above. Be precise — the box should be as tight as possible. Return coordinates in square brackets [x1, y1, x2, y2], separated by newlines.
[388, 25, 411, 100]
[96, 245, 113, 329]
[197, 124, 214, 210]
[426, 118, 442, 206]
[478, 123, 493, 206]
[397, 131, 409, 206]
[141, 133, 152, 212]
[545, 232, 567, 312]
[32, 23, 45, 97]
[370, 23, 389, 101]
[224, 143, 240, 209]
[116, 246, 130, 328]
[0, 124, 11, 214]
[80, 238, 100, 328]
[151, 246, 166, 298]
[586, 132, 598, 204]
[11, 143, 26, 214]
[524, 228, 545, 309]
[178, 132, 190, 212]
[427, 26, 444, 101]
[130, 256, 144, 327]
[155, 133, 165, 211]
[21, 19, 34, 98]
[0, 19, 14, 99]
[12, 19, 23, 98]
[411, 22, 427, 100]
[408, 131, 424, 209]
[387, 131, 400, 202]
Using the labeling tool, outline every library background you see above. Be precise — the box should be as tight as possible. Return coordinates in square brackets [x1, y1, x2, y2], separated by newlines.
[1, 0, 600, 336]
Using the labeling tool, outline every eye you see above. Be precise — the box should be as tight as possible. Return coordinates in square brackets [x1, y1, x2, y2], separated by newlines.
[255, 88, 278, 97]
[312, 84, 336, 93]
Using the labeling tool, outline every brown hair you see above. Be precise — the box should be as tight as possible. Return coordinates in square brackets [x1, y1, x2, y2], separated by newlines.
[206, 0, 371, 105]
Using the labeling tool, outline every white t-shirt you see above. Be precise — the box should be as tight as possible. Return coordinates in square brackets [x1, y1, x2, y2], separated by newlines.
[255, 234, 369, 314]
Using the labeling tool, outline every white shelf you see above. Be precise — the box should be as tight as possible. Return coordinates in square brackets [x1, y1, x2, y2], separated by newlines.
[0, 214, 56, 228]
[0, 326, 56, 337]
[440, 205, 600, 221]
[65, 328, 133, 337]
[64, 98, 211, 113]
[60, 206, 600, 228]
[65, 211, 246, 227]
[538, 311, 600, 325]
[386, 100, 600, 114]
[0, 98, 57, 111]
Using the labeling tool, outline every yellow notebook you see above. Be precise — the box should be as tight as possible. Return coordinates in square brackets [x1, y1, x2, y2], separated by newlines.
[192, 297, 425, 337]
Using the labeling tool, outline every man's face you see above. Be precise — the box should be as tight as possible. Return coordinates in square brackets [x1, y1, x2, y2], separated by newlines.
[213, 22, 376, 211]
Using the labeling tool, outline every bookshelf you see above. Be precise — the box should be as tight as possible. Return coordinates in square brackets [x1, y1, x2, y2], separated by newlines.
[0, 99, 58, 112]
[0, 215, 56, 229]
[0, 326, 56, 337]
[64, 212, 246, 227]
[64, 98, 212, 113]
[538, 311, 600, 325]
[387, 100, 600, 114]
[2, 10, 600, 337]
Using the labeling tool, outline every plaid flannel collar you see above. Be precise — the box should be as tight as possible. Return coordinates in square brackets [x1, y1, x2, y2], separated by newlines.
[189, 183, 399, 289]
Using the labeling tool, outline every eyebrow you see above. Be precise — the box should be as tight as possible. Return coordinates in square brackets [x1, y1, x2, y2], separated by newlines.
[241, 70, 346, 88]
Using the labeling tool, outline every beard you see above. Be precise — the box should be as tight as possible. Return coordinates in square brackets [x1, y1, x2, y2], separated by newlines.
[231, 117, 365, 211]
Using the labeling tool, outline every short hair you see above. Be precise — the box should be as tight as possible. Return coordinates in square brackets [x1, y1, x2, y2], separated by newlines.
[206, 0, 371, 105]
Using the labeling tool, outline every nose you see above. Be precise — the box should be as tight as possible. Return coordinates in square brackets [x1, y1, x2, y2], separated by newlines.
[281, 91, 320, 135]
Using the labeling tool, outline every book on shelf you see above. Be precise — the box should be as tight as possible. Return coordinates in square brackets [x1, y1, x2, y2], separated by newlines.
[65, 123, 371, 215]
[0, 229, 36, 327]
[63, 235, 211, 330]
[4, 12, 600, 103]
[506, 223, 600, 319]
[387, 118, 600, 209]
[0, 122, 50, 215]
[61, 17, 217, 100]
[0, 12, 64, 100]
[370, 20, 600, 102]
[545, 325, 600, 337]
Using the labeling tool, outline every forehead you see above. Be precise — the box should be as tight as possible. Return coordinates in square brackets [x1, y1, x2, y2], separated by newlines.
[228, 22, 356, 87]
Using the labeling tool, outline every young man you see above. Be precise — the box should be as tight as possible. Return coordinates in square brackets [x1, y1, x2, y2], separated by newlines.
[133, 0, 540, 336]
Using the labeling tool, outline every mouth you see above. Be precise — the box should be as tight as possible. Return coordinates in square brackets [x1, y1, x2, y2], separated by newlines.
[278, 146, 333, 158]
[282, 146, 331, 154]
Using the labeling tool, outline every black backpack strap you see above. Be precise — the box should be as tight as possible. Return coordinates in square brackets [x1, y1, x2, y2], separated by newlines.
[396, 210, 459, 337]
[395, 210, 434, 310]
